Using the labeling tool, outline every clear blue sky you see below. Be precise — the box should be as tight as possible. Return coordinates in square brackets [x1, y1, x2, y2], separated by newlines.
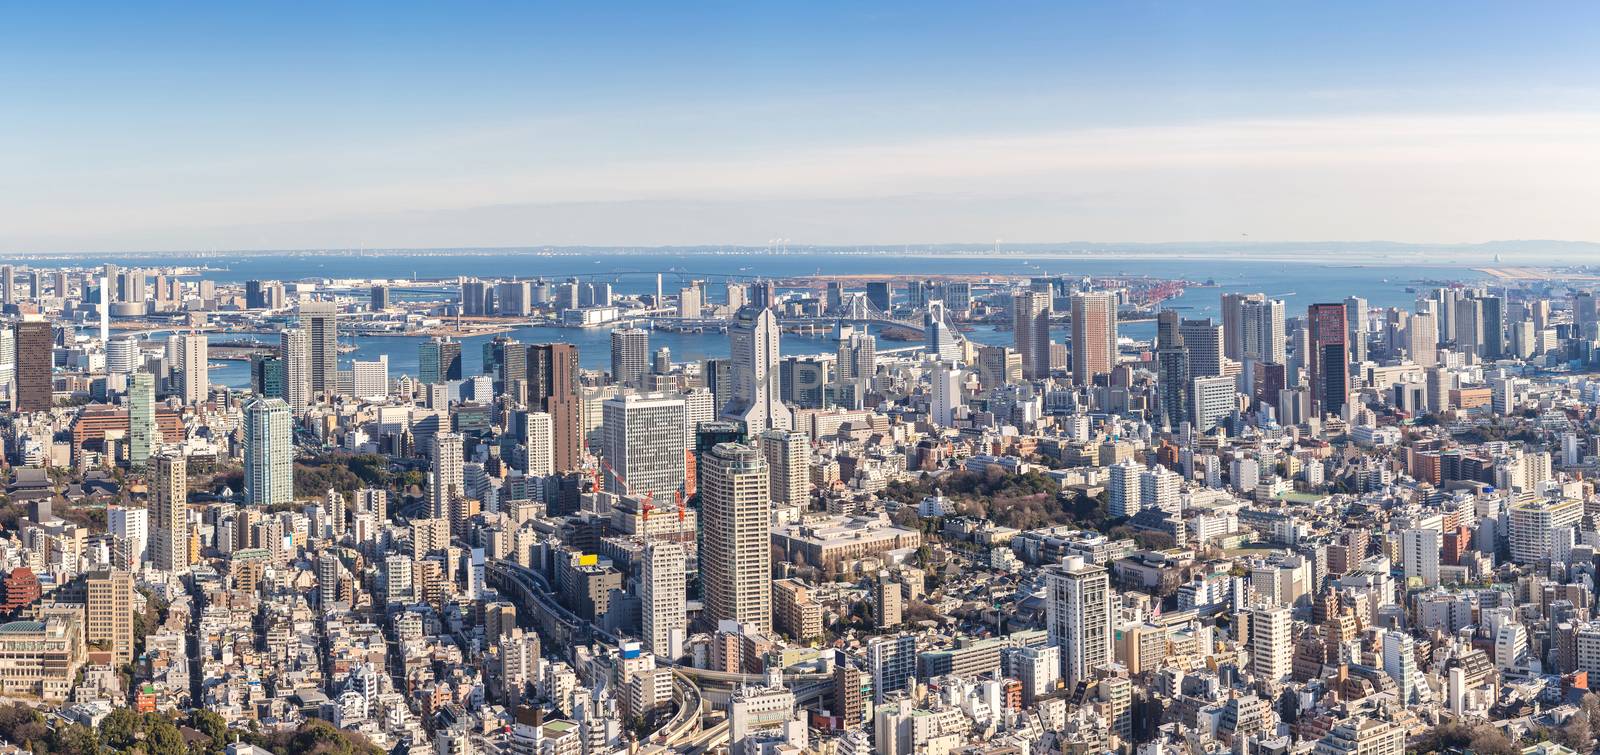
[5, 2, 1600, 251]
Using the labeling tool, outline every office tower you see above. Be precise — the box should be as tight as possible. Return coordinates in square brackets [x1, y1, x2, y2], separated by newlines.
[760, 429, 811, 508]
[1191, 375, 1236, 433]
[976, 345, 1022, 389]
[522, 411, 553, 476]
[13, 318, 52, 412]
[1344, 296, 1368, 363]
[641, 541, 687, 658]
[1178, 318, 1223, 378]
[1013, 290, 1052, 380]
[419, 337, 463, 384]
[701, 443, 772, 631]
[1407, 312, 1439, 367]
[243, 398, 294, 507]
[166, 333, 209, 405]
[369, 285, 390, 311]
[834, 325, 876, 397]
[1070, 291, 1117, 384]
[431, 431, 465, 520]
[106, 335, 140, 374]
[150, 451, 190, 574]
[1307, 303, 1351, 417]
[483, 335, 525, 397]
[250, 355, 285, 400]
[300, 301, 338, 398]
[1047, 556, 1112, 688]
[128, 370, 158, 470]
[85, 570, 134, 665]
[865, 281, 892, 312]
[351, 356, 388, 399]
[931, 361, 962, 427]
[1240, 298, 1287, 365]
[610, 327, 650, 388]
[924, 301, 963, 361]
[602, 393, 687, 501]
[280, 327, 311, 409]
[774, 358, 825, 406]
[1480, 295, 1505, 360]
[1155, 310, 1189, 430]
[1453, 297, 1484, 359]
[703, 357, 734, 415]
[723, 306, 792, 432]
[0, 265, 11, 305]
[528, 343, 583, 472]
[108, 505, 148, 567]
[1246, 605, 1293, 683]
[1222, 292, 1264, 362]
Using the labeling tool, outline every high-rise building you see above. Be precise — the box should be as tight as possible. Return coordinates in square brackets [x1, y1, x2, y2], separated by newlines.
[431, 431, 465, 522]
[150, 451, 190, 574]
[1047, 556, 1112, 688]
[1307, 303, 1351, 417]
[1240, 298, 1287, 366]
[865, 281, 892, 312]
[85, 570, 134, 665]
[1155, 310, 1188, 430]
[351, 355, 388, 399]
[300, 301, 339, 399]
[602, 393, 687, 501]
[610, 328, 650, 389]
[249, 355, 285, 401]
[243, 398, 294, 507]
[105, 335, 140, 374]
[1406, 312, 1439, 367]
[369, 285, 390, 311]
[14, 319, 52, 412]
[166, 333, 208, 405]
[1480, 295, 1505, 360]
[1401, 528, 1441, 588]
[641, 541, 687, 658]
[128, 370, 158, 469]
[527, 343, 583, 472]
[834, 325, 877, 400]
[1344, 296, 1369, 363]
[1108, 461, 1141, 519]
[1178, 318, 1223, 378]
[760, 429, 811, 508]
[521, 411, 553, 476]
[975, 344, 1022, 389]
[1191, 375, 1236, 433]
[1246, 605, 1293, 683]
[723, 306, 791, 432]
[1013, 290, 1052, 380]
[868, 634, 917, 704]
[1222, 292, 1265, 362]
[1453, 297, 1484, 359]
[924, 301, 963, 361]
[701, 443, 772, 631]
[280, 327, 311, 409]
[1070, 291, 1117, 385]
[930, 361, 962, 427]
[419, 337, 463, 385]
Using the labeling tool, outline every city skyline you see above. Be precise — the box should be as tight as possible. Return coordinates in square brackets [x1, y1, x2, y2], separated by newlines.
[7, 3, 1600, 251]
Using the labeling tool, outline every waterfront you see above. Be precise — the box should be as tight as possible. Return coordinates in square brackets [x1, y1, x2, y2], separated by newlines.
[193, 252, 1489, 389]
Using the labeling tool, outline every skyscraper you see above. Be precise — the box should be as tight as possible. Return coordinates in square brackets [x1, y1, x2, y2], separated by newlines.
[431, 431, 465, 522]
[86, 570, 135, 665]
[1307, 303, 1351, 417]
[1480, 295, 1505, 360]
[610, 327, 650, 389]
[1178, 318, 1224, 378]
[1221, 292, 1264, 362]
[701, 443, 772, 631]
[865, 280, 892, 312]
[924, 301, 963, 361]
[243, 398, 294, 507]
[1240, 298, 1287, 366]
[150, 451, 189, 574]
[1046, 556, 1112, 688]
[602, 393, 687, 501]
[641, 541, 687, 658]
[280, 327, 311, 409]
[128, 370, 158, 470]
[166, 333, 209, 405]
[760, 429, 811, 508]
[418, 337, 463, 385]
[1155, 310, 1188, 430]
[1013, 290, 1052, 380]
[300, 301, 338, 399]
[1344, 296, 1369, 363]
[1407, 312, 1439, 367]
[521, 411, 553, 476]
[13, 318, 51, 412]
[1070, 291, 1117, 385]
[528, 343, 583, 472]
[931, 361, 962, 427]
[723, 306, 791, 432]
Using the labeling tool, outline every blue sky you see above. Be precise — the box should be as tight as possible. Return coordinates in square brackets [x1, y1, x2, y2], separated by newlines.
[4, 2, 1600, 251]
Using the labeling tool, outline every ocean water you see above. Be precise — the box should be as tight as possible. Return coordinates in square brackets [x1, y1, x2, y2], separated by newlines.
[117, 251, 1479, 389]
